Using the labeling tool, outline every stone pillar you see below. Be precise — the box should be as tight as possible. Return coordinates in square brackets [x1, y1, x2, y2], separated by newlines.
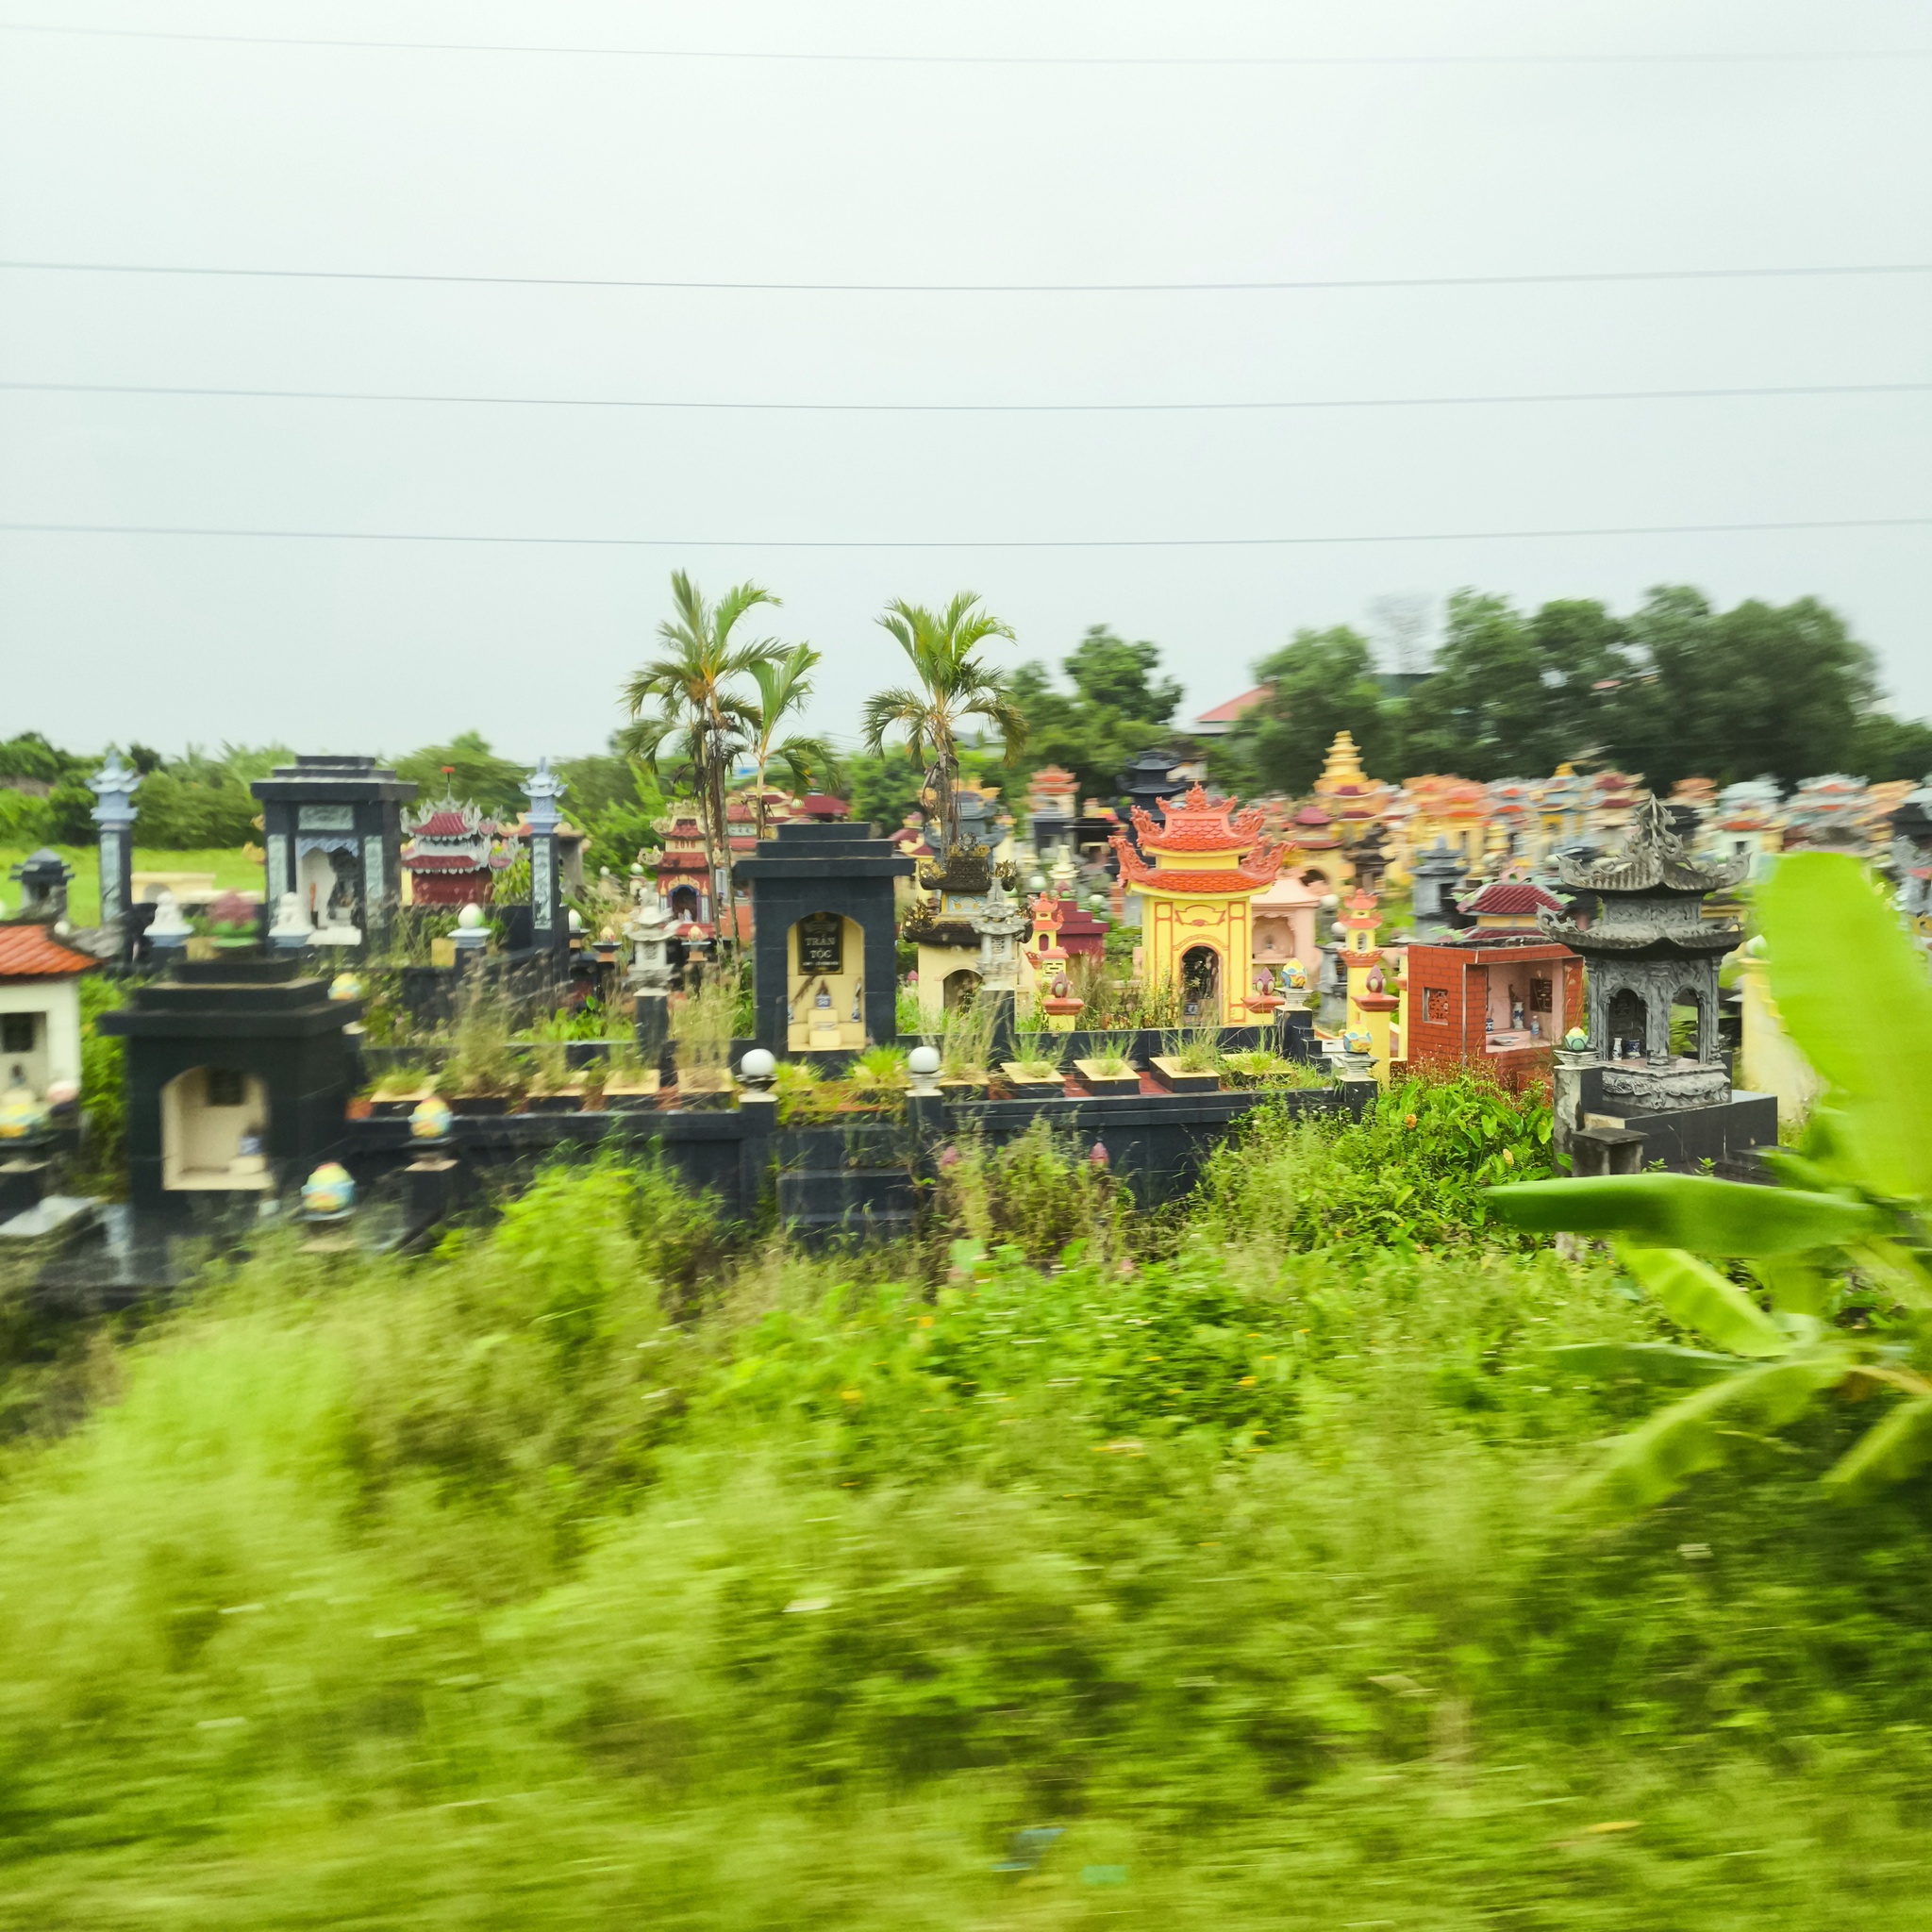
[1551, 1047, 1594, 1166]
[522, 757, 568, 967]
[88, 751, 141, 959]
[1354, 990, 1401, 1088]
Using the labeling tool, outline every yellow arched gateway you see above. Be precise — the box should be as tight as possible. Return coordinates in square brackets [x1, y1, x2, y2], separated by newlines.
[1110, 786, 1285, 1024]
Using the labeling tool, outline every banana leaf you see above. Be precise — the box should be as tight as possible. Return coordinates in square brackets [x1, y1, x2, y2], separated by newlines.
[1553, 1341, 1747, 1386]
[1617, 1246, 1791, 1357]
[1822, 1393, 1932, 1499]
[1759, 854, 1932, 1205]
[1486, 1173, 1882, 1255]
[1568, 1349, 1850, 1519]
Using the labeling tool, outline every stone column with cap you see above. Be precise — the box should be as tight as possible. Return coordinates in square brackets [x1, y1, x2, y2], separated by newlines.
[89, 750, 142, 961]
[522, 757, 568, 968]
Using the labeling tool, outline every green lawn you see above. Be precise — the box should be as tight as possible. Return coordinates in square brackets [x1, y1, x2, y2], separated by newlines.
[1, 846, 259, 925]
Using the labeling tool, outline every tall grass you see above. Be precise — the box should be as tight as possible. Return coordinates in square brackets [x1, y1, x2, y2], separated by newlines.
[3, 1095, 1931, 1927]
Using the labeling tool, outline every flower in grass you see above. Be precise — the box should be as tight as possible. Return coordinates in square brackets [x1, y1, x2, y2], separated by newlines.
[1239, 1374, 1256, 1388]
[839, 1387, 862, 1404]
[1404, 1112, 1418, 1128]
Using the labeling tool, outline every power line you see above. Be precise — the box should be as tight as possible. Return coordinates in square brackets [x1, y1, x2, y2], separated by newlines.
[2, 516, 1924, 551]
[3, 23, 1925, 65]
[3, 378, 1925, 414]
[5, 258, 1928, 295]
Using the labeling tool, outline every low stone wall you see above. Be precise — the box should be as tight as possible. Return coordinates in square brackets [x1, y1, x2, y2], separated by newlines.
[336, 1079, 1365, 1234]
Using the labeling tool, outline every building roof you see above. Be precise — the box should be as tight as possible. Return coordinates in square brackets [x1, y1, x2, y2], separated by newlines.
[1191, 685, 1273, 731]
[795, 793, 849, 819]
[1557, 793, 1747, 895]
[0, 924, 95, 978]
[1461, 879, 1564, 918]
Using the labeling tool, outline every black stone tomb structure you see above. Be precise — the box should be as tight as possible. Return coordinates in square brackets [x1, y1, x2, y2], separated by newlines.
[252, 755, 417, 952]
[735, 821, 914, 1055]
[101, 958, 363, 1217]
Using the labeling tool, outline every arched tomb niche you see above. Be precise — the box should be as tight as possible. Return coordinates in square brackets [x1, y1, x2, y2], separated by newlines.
[160, 1066, 272, 1191]
[788, 911, 867, 1052]
[1180, 942, 1223, 1024]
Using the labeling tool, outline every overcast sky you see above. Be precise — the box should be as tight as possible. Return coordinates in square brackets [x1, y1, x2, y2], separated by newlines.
[2, 0, 1926, 765]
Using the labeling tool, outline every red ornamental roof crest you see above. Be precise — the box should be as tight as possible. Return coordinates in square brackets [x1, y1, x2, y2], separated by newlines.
[1110, 786, 1284, 895]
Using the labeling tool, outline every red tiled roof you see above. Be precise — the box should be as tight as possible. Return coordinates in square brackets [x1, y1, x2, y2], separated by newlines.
[402, 852, 491, 872]
[0, 924, 94, 977]
[1193, 685, 1273, 725]
[410, 808, 477, 839]
[1462, 880, 1563, 916]
[797, 794, 848, 818]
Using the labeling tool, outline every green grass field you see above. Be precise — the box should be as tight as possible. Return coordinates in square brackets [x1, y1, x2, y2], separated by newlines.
[0, 846, 259, 925]
[2, 1088, 1928, 1929]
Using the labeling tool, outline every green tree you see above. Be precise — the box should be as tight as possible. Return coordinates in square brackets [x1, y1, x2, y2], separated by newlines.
[1062, 625, 1182, 723]
[861, 592, 1024, 853]
[392, 732, 528, 819]
[843, 747, 925, 835]
[1401, 592, 1568, 780]
[746, 643, 840, 837]
[1229, 626, 1390, 795]
[623, 572, 786, 947]
[1607, 589, 1881, 789]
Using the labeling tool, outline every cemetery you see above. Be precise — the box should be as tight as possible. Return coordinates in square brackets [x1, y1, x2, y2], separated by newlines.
[8, 604, 1932, 1925]
[8, 671, 1932, 1288]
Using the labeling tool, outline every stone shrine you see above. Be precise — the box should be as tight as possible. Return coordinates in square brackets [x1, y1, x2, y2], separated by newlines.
[736, 819, 914, 1053]
[252, 755, 417, 950]
[1541, 792, 1775, 1169]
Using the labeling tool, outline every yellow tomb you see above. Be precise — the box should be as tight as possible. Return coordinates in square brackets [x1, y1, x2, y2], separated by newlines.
[1109, 786, 1285, 1024]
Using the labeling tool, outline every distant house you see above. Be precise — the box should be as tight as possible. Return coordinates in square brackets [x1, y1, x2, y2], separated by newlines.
[1189, 686, 1273, 739]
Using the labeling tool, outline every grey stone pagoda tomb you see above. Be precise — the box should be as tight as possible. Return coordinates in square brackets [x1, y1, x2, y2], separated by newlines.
[1541, 792, 1774, 1170]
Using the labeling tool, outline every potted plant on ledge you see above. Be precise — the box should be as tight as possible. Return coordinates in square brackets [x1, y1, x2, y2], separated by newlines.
[1073, 1047, 1140, 1098]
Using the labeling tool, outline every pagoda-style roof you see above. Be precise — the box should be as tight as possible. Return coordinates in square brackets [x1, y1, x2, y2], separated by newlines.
[1555, 793, 1747, 895]
[1461, 878, 1564, 919]
[1111, 785, 1284, 895]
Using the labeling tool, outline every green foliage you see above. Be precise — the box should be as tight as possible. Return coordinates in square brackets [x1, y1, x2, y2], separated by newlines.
[1488, 853, 1932, 1518]
[861, 591, 1023, 852]
[1003, 624, 1179, 801]
[74, 974, 129, 1190]
[391, 730, 528, 818]
[844, 746, 924, 834]
[11, 1136, 1932, 1921]
[1197, 1072, 1553, 1254]
[1231, 625, 1391, 795]
[128, 744, 292, 849]
[1490, 1173, 1883, 1256]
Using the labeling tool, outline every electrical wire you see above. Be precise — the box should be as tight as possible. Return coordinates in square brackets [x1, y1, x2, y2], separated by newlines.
[5, 258, 1928, 295]
[3, 23, 1925, 65]
[2, 378, 1924, 414]
[2, 516, 1924, 550]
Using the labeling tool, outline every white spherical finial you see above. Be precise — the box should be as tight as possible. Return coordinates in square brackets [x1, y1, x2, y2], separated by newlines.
[738, 1047, 776, 1081]
[457, 903, 485, 929]
[908, 1045, 941, 1077]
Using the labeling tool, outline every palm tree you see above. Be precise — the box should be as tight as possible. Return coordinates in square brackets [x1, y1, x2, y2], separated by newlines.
[746, 644, 841, 839]
[860, 592, 1026, 852]
[623, 572, 785, 947]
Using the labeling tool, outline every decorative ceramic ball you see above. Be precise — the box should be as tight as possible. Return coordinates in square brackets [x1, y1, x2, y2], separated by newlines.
[1281, 958, 1308, 991]
[1029, 874, 1047, 891]
[1341, 1026, 1373, 1057]
[327, 971, 364, 1003]
[0, 1086, 50, 1141]
[409, 1095, 454, 1141]
[907, 1045, 941, 1078]
[455, 903, 484, 930]
[42, 1078, 79, 1110]
[302, 1161, 356, 1218]
[739, 1047, 777, 1082]
[568, 908, 585, 933]
[1563, 1025, 1590, 1052]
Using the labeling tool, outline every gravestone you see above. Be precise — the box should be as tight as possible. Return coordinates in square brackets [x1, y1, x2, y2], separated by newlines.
[735, 820, 914, 1054]
[251, 756, 416, 951]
